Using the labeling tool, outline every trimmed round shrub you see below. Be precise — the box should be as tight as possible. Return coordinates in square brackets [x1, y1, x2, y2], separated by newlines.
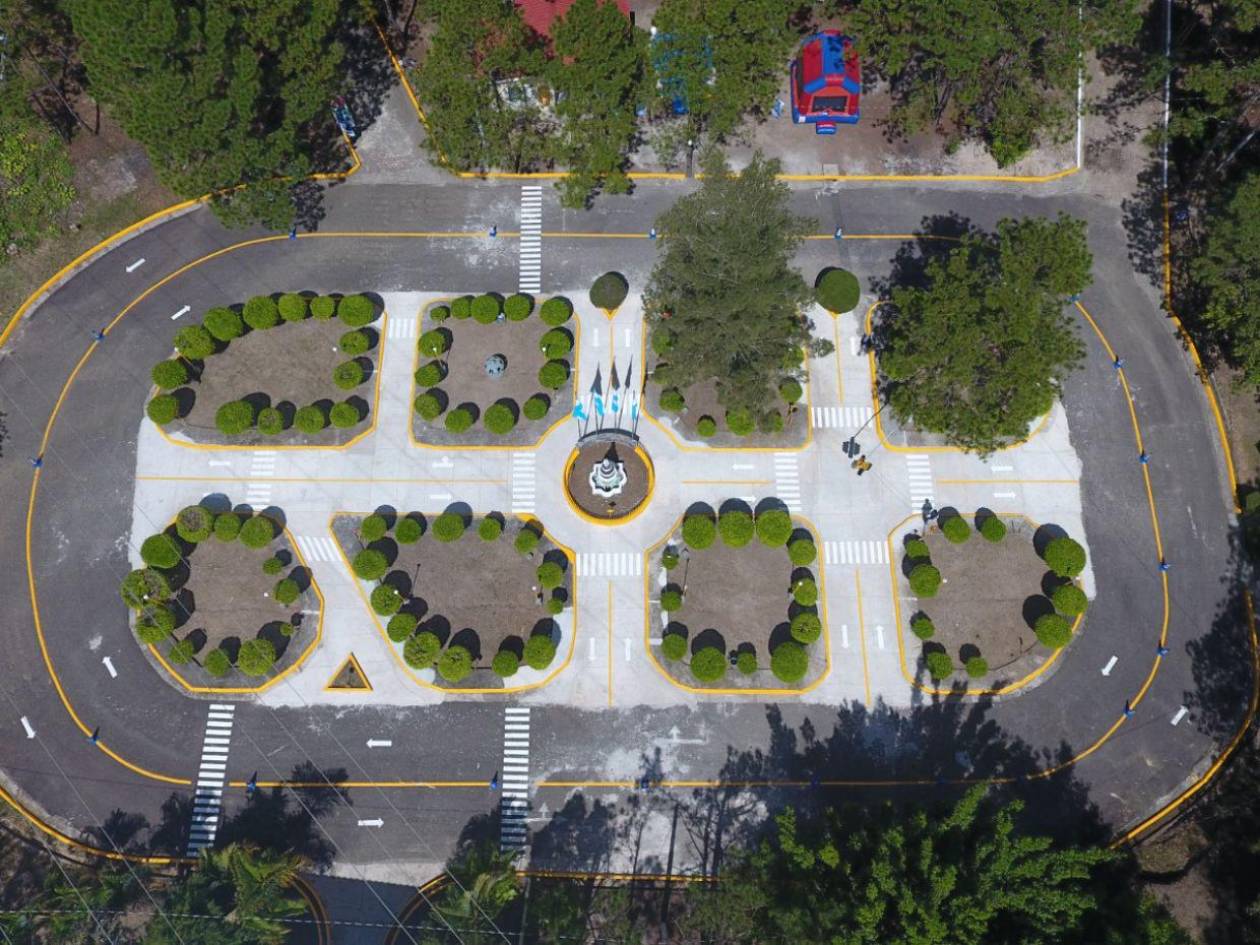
[771, 641, 808, 682]
[493, 650, 520, 678]
[979, 515, 1007, 542]
[539, 329, 572, 359]
[333, 360, 365, 390]
[432, 512, 465, 542]
[660, 589, 683, 611]
[330, 401, 360, 428]
[539, 297, 572, 326]
[792, 579, 818, 608]
[718, 510, 754, 547]
[909, 564, 942, 597]
[450, 296, 473, 319]
[174, 324, 215, 360]
[310, 296, 336, 319]
[274, 578, 300, 605]
[755, 509, 793, 547]
[790, 612, 822, 644]
[239, 516, 275, 549]
[515, 528, 540, 555]
[415, 361, 445, 387]
[659, 388, 685, 413]
[147, 395, 179, 425]
[651, 328, 676, 356]
[429, 304, 450, 322]
[471, 293, 501, 324]
[905, 538, 930, 559]
[925, 650, 954, 680]
[965, 655, 989, 678]
[419, 329, 448, 357]
[444, 408, 474, 433]
[661, 633, 687, 661]
[167, 639, 195, 665]
[1052, 583, 1088, 616]
[1044, 537, 1087, 578]
[136, 605, 176, 644]
[352, 548, 388, 580]
[788, 539, 817, 566]
[360, 514, 388, 542]
[152, 359, 189, 389]
[387, 613, 418, 642]
[204, 306, 244, 342]
[504, 293, 533, 321]
[691, 647, 726, 683]
[294, 405, 326, 433]
[590, 272, 629, 310]
[204, 648, 232, 677]
[237, 638, 277, 677]
[779, 378, 803, 404]
[278, 293, 307, 322]
[176, 505, 214, 543]
[478, 517, 503, 541]
[910, 614, 935, 640]
[279, 622, 295, 637]
[759, 410, 784, 434]
[539, 360, 569, 389]
[121, 568, 170, 609]
[1035, 613, 1073, 649]
[682, 514, 716, 550]
[696, 416, 717, 437]
[338, 294, 375, 327]
[414, 393, 444, 421]
[726, 409, 755, 436]
[396, 516, 424, 544]
[257, 407, 284, 435]
[340, 330, 370, 355]
[242, 296, 279, 331]
[815, 268, 860, 314]
[546, 597, 565, 615]
[941, 516, 971, 544]
[214, 513, 241, 542]
[404, 631, 441, 669]
[215, 400, 255, 436]
[484, 402, 517, 434]
[524, 634, 557, 670]
[736, 651, 758, 675]
[437, 646, 473, 682]
[370, 583, 404, 616]
[662, 548, 680, 569]
[262, 556, 284, 575]
[523, 396, 549, 421]
[537, 560, 565, 589]
[141, 533, 181, 569]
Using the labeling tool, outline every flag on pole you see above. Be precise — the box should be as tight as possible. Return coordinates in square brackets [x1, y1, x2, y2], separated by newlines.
[571, 401, 587, 421]
[595, 394, 605, 417]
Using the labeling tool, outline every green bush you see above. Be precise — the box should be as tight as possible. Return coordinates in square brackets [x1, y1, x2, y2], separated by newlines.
[141, 533, 181, 569]
[414, 393, 444, 421]
[909, 564, 942, 597]
[237, 638, 277, 677]
[121, 568, 171, 609]
[204, 648, 232, 677]
[239, 516, 275, 549]
[484, 402, 517, 434]
[1044, 537, 1087, 578]
[523, 396, 549, 421]
[539, 329, 572, 359]
[696, 415, 717, 437]
[429, 304, 450, 322]
[360, 514, 388, 542]
[726, 409, 755, 436]
[294, 405, 326, 433]
[792, 579, 818, 608]
[204, 306, 244, 342]
[590, 272, 629, 310]
[755, 509, 793, 547]
[278, 293, 307, 322]
[661, 633, 687, 661]
[242, 296, 279, 330]
[504, 293, 533, 321]
[537, 560, 565, 589]
[279, 623, 294, 639]
[539, 360, 569, 389]
[759, 410, 784, 434]
[396, 516, 424, 544]
[338, 294, 375, 327]
[415, 361, 445, 387]
[964, 655, 989, 678]
[262, 556, 284, 575]
[370, 583, 404, 616]
[788, 539, 817, 566]
[450, 296, 473, 319]
[146, 395, 179, 425]
[339, 329, 369, 355]
[815, 268, 861, 314]
[682, 514, 716, 550]
[353, 548, 388, 580]
[479, 517, 503, 541]
[771, 642, 808, 682]
[419, 329, 448, 357]
[691, 647, 726, 683]
[662, 548, 680, 569]
[432, 512, 465, 542]
[659, 388, 685, 413]
[444, 408, 474, 433]
[515, 528, 540, 555]
[215, 400, 255, 436]
[540, 297, 572, 326]
[438, 645, 474, 682]
[214, 513, 241, 542]
[905, 538, 930, 559]
[910, 614, 935, 640]
[151, 359, 189, 389]
[493, 650, 520, 678]
[925, 650, 954, 680]
[257, 407, 284, 435]
[333, 360, 365, 390]
[524, 634, 557, 670]
[310, 295, 336, 319]
[979, 516, 1007, 542]
[387, 613, 418, 642]
[660, 589, 683, 611]
[718, 510, 754, 547]
[168, 639, 195, 665]
[941, 515, 971, 544]
[651, 328, 675, 356]
[736, 650, 758, 675]
[174, 324, 215, 360]
[471, 293, 501, 324]
[274, 578, 300, 605]
[330, 401, 360, 428]
[546, 597, 565, 615]
[176, 505, 214, 543]
[779, 378, 803, 404]
[1052, 583, 1088, 616]
[404, 631, 441, 669]
[1035, 613, 1073, 649]
[136, 605, 176, 644]
[790, 611, 822, 644]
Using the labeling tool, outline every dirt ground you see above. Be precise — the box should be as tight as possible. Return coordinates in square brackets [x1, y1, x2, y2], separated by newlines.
[566, 437, 651, 520]
[1214, 366, 1260, 489]
[645, 373, 807, 448]
[162, 309, 381, 446]
[412, 305, 574, 446]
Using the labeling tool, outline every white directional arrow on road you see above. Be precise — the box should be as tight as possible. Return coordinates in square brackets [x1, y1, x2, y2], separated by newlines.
[663, 725, 704, 745]
[357, 818, 384, 827]
[1101, 656, 1118, 676]
[102, 656, 117, 678]
[366, 739, 392, 748]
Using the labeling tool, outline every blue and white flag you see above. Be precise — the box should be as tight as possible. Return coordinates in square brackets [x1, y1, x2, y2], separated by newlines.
[594, 394, 605, 417]
[572, 401, 587, 421]
[610, 391, 620, 414]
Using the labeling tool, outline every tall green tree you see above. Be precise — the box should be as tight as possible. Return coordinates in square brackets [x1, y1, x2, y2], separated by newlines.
[645, 150, 828, 417]
[71, 0, 348, 229]
[880, 215, 1091, 453]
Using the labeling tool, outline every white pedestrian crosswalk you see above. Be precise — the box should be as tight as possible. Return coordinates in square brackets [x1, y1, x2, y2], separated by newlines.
[246, 451, 275, 507]
[187, 703, 235, 855]
[812, 405, 875, 429]
[500, 706, 531, 852]
[518, 186, 542, 294]
[576, 552, 642, 577]
[386, 317, 417, 339]
[511, 453, 536, 514]
[824, 540, 890, 566]
[296, 535, 340, 563]
[906, 454, 934, 513]
[774, 453, 802, 512]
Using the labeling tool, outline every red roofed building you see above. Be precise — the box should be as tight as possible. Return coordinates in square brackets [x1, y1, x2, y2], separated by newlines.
[514, 0, 630, 40]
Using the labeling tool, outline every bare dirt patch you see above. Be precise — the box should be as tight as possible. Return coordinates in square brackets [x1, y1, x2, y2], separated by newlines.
[644, 373, 807, 448]
[565, 436, 652, 521]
